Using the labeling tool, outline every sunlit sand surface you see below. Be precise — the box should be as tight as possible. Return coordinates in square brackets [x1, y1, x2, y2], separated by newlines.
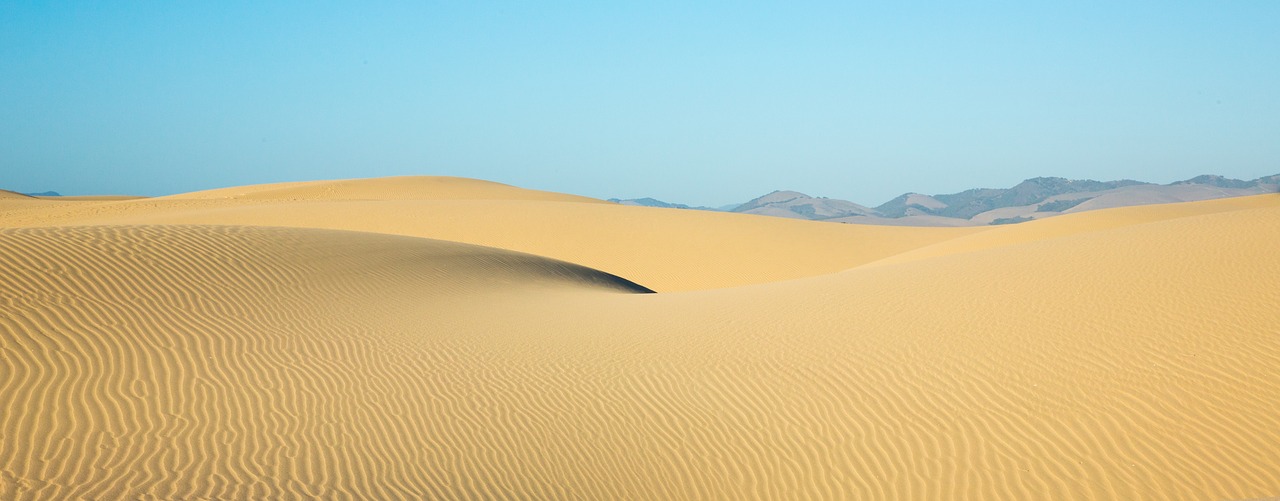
[2, 177, 1277, 499]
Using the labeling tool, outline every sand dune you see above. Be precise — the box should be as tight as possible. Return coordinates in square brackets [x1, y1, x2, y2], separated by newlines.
[0, 177, 979, 291]
[0, 225, 650, 499]
[36, 195, 148, 201]
[167, 175, 606, 203]
[2, 178, 1278, 499]
[0, 190, 38, 211]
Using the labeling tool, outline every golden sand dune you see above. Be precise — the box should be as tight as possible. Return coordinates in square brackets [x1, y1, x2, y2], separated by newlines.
[38, 195, 148, 201]
[0, 225, 649, 499]
[0, 190, 38, 211]
[0, 197, 52, 218]
[0, 177, 978, 291]
[1, 179, 1278, 499]
[166, 175, 606, 203]
[0, 192, 141, 203]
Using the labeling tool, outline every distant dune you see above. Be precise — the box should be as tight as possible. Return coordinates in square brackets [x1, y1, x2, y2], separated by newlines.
[2, 177, 1278, 499]
[169, 175, 607, 204]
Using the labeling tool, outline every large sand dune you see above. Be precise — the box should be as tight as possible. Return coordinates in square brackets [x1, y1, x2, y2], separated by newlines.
[1, 177, 1278, 499]
[0, 177, 978, 291]
[0, 190, 38, 212]
[167, 175, 608, 204]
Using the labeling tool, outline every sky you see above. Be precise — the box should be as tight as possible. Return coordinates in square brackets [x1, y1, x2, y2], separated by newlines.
[2, 2, 1277, 206]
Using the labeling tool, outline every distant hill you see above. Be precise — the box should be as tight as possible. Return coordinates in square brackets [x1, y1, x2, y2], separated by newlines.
[1174, 174, 1280, 189]
[729, 191, 876, 220]
[899, 177, 1149, 219]
[609, 197, 691, 209]
[604, 197, 727, 211]
[612, 174, 1280, 226]
[24, 191, 61, 197]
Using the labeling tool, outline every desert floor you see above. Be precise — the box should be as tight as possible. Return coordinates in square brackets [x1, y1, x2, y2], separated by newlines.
[2, 177, 1278, 499]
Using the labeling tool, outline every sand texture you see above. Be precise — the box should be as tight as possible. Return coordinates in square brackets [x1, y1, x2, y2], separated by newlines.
[2, 177, 1278, 499]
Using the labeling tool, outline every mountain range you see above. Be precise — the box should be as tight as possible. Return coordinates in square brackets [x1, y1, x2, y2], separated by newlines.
[612, 174, 1280, 226]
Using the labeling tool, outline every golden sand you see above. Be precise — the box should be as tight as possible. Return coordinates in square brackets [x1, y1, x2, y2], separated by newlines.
[0, 177, 978, 291]
[1, 177, 1277, 499]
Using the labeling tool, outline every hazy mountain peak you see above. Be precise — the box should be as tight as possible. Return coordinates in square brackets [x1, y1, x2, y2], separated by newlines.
[607, 197, 718, 210]
[733, 190, 874, 220]
[1174, 174, 1255, 189]
[614, 173, 1279, 226]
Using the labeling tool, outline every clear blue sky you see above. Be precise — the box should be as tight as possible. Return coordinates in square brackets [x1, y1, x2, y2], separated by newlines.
[2, 2, 1277, 206]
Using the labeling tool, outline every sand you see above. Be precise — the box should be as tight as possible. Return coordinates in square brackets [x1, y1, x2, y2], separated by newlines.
[1, 176, 1277, 499]
[0, 177, 978, 291]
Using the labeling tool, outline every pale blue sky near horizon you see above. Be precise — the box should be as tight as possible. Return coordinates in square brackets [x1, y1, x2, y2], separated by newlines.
[2, 2, 1277, 206]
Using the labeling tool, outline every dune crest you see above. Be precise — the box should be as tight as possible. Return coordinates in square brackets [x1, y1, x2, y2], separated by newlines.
[164, 176, 607, 204]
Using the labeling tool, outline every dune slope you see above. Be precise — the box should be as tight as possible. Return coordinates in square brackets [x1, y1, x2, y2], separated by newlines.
[0, 225, 652, 499]
[0, 190, 38, 212]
